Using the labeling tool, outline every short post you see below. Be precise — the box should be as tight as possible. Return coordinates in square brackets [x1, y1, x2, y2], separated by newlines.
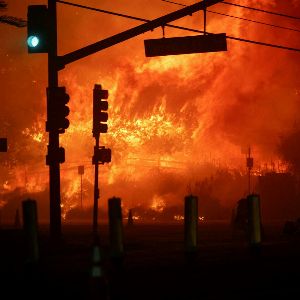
[247, 194, 262, 249]
[22, 199, 39, 263]
[89, 238, 108, 299]
[127, 209, 133, 226]
[184, 195, 198, 255]
[108, 197, 124, 260]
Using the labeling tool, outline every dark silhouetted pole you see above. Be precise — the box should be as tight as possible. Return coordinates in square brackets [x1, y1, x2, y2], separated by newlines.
[48, 0, 61, 242]
[92, 85, 110, 237]
[93, 135, 100, 236]
[247, 194, 262, 248]
[22, 199, 39, 263]
[184, 195, 198, 254]
[108, 197, 124, 259]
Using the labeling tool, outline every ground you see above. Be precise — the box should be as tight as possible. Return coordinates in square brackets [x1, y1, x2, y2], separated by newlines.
[0, 221, 300, 299]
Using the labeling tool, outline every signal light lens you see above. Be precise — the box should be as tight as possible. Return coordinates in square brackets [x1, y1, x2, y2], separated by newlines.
[27, 35, 40, 48]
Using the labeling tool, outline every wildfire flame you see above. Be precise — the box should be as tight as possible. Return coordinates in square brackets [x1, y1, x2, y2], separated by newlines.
[151, 195, 166, 213]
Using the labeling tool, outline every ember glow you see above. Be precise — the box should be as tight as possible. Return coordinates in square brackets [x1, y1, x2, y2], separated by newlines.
[1, 1, 300, 221]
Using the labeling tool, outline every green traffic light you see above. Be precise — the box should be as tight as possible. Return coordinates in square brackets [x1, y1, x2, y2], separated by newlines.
[27, 35, 40, 48]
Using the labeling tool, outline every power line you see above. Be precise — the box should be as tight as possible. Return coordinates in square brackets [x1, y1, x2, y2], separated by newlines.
[162, 0, 185, 6]
[162, 0, 300, 33]
[162, 0, 300, 21]
[208, 11, 300, 33]
[57, 0, 209, 33]
[223, 1, 300, 21]
[57, 1, 300, 53]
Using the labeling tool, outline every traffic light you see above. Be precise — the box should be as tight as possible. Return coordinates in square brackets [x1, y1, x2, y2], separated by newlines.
[46, 87, 70, 134]
[93, 84, 109, 137]
[93, 147, 112, 165]
[27, 5, 49, 53]
[46, 146, 65, 165]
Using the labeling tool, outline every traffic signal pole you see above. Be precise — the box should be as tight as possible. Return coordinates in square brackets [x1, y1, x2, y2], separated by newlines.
[27, 0, 223, 241]
[93, 134, 100, 236]
[92, 85, 110, 237]
[48, 0, 61, 241]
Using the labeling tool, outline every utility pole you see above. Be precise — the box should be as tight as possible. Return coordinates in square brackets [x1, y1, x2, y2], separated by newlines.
[93, 132, 100, 236]
[48, 0, 61, 241]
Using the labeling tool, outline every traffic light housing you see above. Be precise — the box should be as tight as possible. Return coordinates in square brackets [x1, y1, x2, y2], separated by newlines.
[46, 87, 70, 134]
[27, 5, 49, 53]
[93, 84, 109, 137]
[93, 147, 111, 165]
[46, 146, 65, 165]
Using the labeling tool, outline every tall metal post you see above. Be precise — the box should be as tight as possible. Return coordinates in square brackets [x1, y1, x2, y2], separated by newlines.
[93, 136, 100, 236]
[48, 0, 61, 241]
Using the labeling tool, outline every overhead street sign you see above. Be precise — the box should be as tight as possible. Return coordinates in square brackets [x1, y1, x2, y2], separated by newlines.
[144, 33, 227, 57]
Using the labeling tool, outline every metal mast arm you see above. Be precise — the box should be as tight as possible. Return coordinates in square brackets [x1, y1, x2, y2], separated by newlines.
[58, 0, 223, 68]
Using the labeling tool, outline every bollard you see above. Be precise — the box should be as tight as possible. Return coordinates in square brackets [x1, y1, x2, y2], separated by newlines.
[184, 195, 198, 254]
[108, 197, 124, 260]
[89, 239, 109, 300]
[247, 194, 262, 248]
[22, 199, 39, 264]
[127, 209, 133, 227]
